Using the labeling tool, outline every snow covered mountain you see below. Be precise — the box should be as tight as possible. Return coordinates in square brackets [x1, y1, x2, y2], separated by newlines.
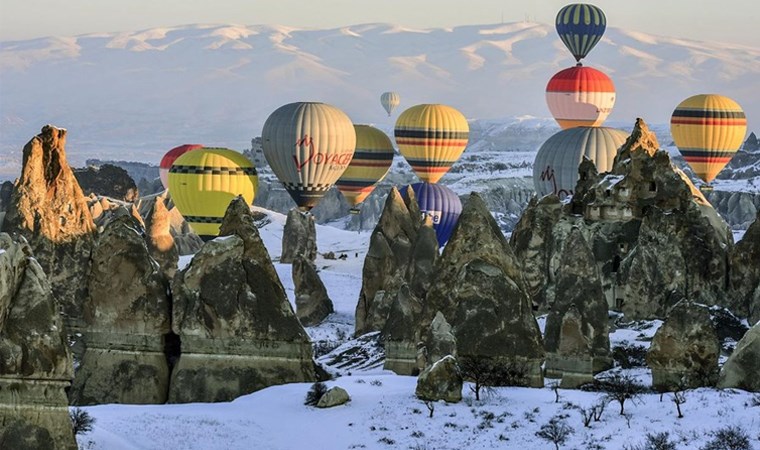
[1, 22, 758, 180]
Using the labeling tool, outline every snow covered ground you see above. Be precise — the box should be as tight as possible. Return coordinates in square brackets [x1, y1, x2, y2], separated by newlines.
[73, 209, 760, 450]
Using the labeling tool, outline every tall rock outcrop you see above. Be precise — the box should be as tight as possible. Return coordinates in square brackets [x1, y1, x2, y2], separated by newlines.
[424, 193, 545, 387]
[144, 196, 179, 279]
[544, 228, 611, 387]
[293, 255, 334, 326]
[717, 322, 760, 392]
[73, 163, 139, 202]
[0, 234, 76, 450]
[729, 212, 760, 324]
[169, 197, 315, 403]
[355, 187, 419, 336]
[281, 208, 317, 263]
[1, 125, 96, 330]
[70, 215, 171, 405]
[646, 301, 720, 390]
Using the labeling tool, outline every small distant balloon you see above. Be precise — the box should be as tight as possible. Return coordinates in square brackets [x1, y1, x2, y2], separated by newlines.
[261, 102, 356, 211]
[401, 182, 462, 247]
[380, 92, 400, 116]
[555, 3, 607, 62]
[670, 94, 747, 185]
[336, 125, 394, 213]
[546, 65, 615, 129]
[159, 144, 203, 189]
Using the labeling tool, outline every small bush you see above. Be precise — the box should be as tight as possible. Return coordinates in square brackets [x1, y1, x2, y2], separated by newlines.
[304, 382, 329, 406]
[612, 345, 648, 369]
[700, 426, 751, 450]
[378, 437, 395, 445]
[370, 379, 383, 387]
[70, 408, 95, 436]
[536, 416, 574, 450]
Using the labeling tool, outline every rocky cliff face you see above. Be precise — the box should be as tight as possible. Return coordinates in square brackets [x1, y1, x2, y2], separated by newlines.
[70, 215, 172, 405]
[729, 212, 760, 324]
[143, 195, 179, 279]
[293, 255, 334, 327]
[513, 119, 734, 321]
[169, 197, 315, 403]
[281, 208, 317, 264]
[0, 233, 76, 450]
[1, 125, 96, 330]
[73, 163, 139, 202]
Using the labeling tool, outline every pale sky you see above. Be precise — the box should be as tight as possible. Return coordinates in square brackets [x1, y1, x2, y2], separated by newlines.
[0, 0, 757, 45]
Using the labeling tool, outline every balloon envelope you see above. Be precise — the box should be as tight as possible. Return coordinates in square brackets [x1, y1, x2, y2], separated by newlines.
[546, 66, 615, 129]
[336, 125, 394, 211]
[159, 144, 203, 189]
[555, 3, 607, 62]
[401, 182, 462, 247]
[670, 94, 747, 184]
[262, 102, 356, 210]
[533, 127, 628, 199]
[380, 92, 400, 116]
[394, 104, 469, 184]
[168, 148, 258, 239]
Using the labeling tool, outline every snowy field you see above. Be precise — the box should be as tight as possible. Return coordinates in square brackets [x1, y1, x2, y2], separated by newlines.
[75, 209, 759, 450]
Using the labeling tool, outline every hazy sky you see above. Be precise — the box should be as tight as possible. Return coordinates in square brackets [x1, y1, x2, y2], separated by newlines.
[0, 0, 757, 45]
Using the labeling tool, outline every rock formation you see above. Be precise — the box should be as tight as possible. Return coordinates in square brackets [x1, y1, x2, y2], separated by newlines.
[355, 187, 420, 336]
[544, 228, 611, 387]
[415, 355, 463, 403]
[382, 284, 425, 374]
[513, 119, 734, 321]
[729, 212, 760, 324]
[293, 255, 334, 326]
[422, 312, 457, 368]
[73, 163, 139, 202]
[1, 125, 96, 330]
[423, 193, 545, 387]
[316, 386, 350, 408]
[0, 233, 76, 450]
[143, 196, 179, 279]
[70, 215, 172, 405]
[646, 301, 720, 390]
[717, 322, 760, 392]
[169, 197, 315, 403]
[0, 181, 12, 212]
[281, 208, 317, 264]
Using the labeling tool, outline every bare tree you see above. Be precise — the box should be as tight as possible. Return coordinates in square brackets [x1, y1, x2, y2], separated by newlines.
[589, 373, 648, 415]
[458, 356, 528, 401]
[424, 400, 435, 418]
[536, 417, 574, 450]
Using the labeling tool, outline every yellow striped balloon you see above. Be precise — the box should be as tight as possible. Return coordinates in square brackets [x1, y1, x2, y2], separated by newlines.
[670, 94, 747, 184]
[394, 104, 469, 184]
[336, 125, 394, 212]
[168, 148, 258, 240]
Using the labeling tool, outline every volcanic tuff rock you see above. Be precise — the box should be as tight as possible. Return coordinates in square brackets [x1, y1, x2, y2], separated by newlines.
[717, 322, 760, 392]
[415, 355, 463, 403]
[729, 212, 760, 324]
[293, 255, 334, 326]
[136, 192, 204, 256]
[422, 312, 457, 369]
[0, 233, 76, 450]
[381, 284, 425, 374]
[0, 181, 12, 212]
[70, 215, 171, 405]
[143, 196, 179, 279]
[1, 125, 96, 330]
[544, 228, 611, 388]
[316, 386, 350, 408]
[169, 197, 315, 403]
[647, 301, 720, 390]
[73, 163, 139, 202]
[424, 193, 545, 387]
[355, 187, 420, 336]
[281, 208, 317, 264]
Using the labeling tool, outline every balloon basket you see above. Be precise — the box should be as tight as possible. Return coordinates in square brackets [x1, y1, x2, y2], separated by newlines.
[349, 208, 361, 215]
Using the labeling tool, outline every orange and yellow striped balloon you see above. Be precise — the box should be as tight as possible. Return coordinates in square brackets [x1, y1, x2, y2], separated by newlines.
[394, 104, 469, 184]
[670, 94, 747, 184]
[546, 65, 615, 129]
[336, 125, 394, 211]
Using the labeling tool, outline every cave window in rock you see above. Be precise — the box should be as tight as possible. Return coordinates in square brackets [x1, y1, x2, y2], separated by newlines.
[612, 255, 621, 273]
[616, 298, 624, 309]
[649, 181, 657, 192]
[605, 189, 611, 198]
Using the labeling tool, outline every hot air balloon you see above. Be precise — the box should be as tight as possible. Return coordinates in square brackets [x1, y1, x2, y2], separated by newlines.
[670, 94, 747, 185]
[401, 182, 462, 247]
[159, 144, 203, 189]
[546, 66, 615, 129]
[168, 147, 258, 240]
[555, 3, 607, 63]
[394, 104, 469, 184]
[261, 102, 356, 211]
[336, 125, 394, 213]
[533, 127, 628, 199]
[380, 92, 400, 116]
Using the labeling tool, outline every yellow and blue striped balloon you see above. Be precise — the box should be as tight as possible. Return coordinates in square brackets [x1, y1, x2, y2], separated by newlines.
[336, 125, 394, 212]
[555, 3, 606, 63]
[670, 94, 747, 184]
[168, 148, 258, 240]
[394, 104, 469, 184]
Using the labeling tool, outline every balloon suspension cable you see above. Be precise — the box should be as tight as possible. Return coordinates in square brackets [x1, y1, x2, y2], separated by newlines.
[576, 61, 583, 67]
